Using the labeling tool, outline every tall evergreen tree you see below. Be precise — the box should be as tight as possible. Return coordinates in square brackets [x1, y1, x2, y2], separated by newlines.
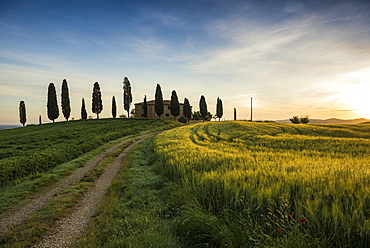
[19, 100, 26, 127]
[170, 90, 180, 120]
[216, 97, 223, 121]
[234, 108, 237, 121]
[81, 98, 87, 119]
[143, 95, 148, 118]
[47, 83, 59, 122]
[155, 84, 164, 118]
[123, 77, 133, 118]
[92, 82, 103, 119]
[112, 96, 117, 118]
[183, 98, 191, 121]
[199, 95, 208, 121]
[61, 79, 71, 121]
[39, 115, 42, 125]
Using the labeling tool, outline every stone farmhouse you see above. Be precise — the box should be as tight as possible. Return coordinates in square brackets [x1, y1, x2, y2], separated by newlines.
[134, 100, 190, 119]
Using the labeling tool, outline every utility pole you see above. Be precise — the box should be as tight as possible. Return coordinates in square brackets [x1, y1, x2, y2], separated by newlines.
[250, 97, 253, 122]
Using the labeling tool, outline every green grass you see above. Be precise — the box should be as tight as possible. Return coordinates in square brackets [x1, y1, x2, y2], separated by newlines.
[0, 118, 181, 186]
[0, 119, 181, 218]
[0, 137, 129, 218]
[77, 137, 182, 248]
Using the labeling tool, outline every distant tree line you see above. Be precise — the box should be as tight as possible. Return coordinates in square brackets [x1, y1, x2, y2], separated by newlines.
[18, 76, 229, 126]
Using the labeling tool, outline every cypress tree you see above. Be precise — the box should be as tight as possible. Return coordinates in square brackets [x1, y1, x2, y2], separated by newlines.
[234, 108, 237, 121]
[47, 83, 59, 122]
[19, 100, 26, 127]
[92, 82, 103, 119]
[155, 84, 164, 118]
[81, 98, 87, 119]
[61, 79, 71, 121]
[123, 77, 132, 118]
[183, 98, 191, 121]
[112, 96, 117, 118]
[39, 115, 42, 125]
[199, 95, 207, 121]
[216, 97, 223, 121]
[143, 95, 148, 118]
[170, 90, 180, 120]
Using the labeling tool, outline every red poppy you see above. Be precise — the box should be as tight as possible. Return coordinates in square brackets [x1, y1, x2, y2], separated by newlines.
[290, 214, 295, 218]
[299, 218, 307, 224]
[277, 228, 283, 232]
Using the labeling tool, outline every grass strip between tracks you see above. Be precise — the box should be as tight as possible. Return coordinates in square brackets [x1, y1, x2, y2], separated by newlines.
[0, 140, 136, 248]
[76, 137, 182, 248]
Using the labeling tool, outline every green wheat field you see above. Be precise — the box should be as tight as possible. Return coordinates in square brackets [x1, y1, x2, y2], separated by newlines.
[153, 121, 370, 247]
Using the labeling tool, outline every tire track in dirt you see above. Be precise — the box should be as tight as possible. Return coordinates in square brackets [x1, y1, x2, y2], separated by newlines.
[0, 133, 153, 237]
[33, 134, 155, 248]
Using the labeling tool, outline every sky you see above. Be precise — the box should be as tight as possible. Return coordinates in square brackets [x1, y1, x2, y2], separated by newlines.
[1, 0, 370, 124]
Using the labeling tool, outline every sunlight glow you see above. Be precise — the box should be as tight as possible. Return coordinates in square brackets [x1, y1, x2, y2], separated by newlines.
[343, 82, 370, 118]
[334, 68, 370, 118]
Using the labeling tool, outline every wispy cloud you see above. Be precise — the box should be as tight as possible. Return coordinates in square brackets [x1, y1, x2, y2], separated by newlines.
[195, 3, 369, 75]
[186, 2, 369, 104]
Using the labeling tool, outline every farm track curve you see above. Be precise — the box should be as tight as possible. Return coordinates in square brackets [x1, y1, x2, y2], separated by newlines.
[0, 132, 156, 238]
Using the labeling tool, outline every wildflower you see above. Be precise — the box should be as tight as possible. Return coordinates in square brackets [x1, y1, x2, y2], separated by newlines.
[277, 228, 283, 232]
[299, 218, 307, 224]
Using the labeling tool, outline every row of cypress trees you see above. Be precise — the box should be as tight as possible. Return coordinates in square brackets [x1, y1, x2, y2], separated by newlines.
[19, 79, 73, 126]
[45, 79, 105, 122]
[46, 79, 122, 122]
[19, 77, 224, 125]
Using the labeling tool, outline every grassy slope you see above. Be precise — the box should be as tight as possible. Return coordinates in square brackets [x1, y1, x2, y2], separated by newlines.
[0, 119, 182, 247]
[0, 118, 181, 186]
[0, 118, 181, 218]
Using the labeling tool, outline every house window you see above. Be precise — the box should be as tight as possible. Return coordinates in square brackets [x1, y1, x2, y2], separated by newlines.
[166, 114, 170, 116]
[168, 106, 171, 110]
[141, 105, 144, 110]
[141, 114, 144, 117]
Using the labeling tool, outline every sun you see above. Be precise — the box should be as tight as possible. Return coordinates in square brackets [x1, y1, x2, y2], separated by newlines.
[342, 82, 370, 118]
[327, 68, 370, 119]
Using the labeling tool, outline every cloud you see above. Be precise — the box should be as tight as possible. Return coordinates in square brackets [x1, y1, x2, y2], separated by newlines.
[198, 4, 368, 73]
[185, 2, 369, 103]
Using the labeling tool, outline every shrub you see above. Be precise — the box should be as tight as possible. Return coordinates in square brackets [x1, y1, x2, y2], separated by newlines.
[289, 116, 300, 124]
[178, 116, 187, 123]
